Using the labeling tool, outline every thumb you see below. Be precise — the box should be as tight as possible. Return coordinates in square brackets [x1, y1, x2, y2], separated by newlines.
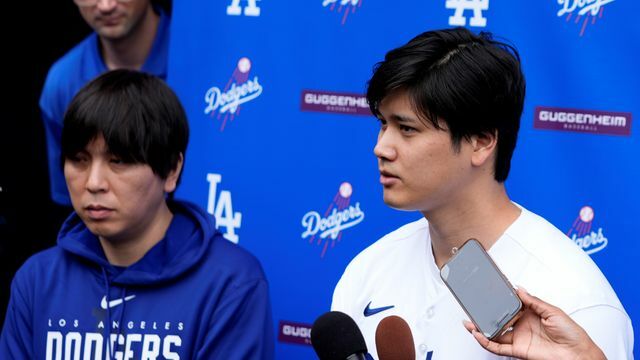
[516, 287, 560, 319]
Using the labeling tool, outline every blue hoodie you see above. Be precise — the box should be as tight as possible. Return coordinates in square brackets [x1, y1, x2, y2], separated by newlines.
[0, 201, 274, 359]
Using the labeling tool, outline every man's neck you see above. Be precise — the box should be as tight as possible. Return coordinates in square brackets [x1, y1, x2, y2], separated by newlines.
[423, 181, 521, 269]
[100, 6, 160, 70]
[100, 203, 173, 267]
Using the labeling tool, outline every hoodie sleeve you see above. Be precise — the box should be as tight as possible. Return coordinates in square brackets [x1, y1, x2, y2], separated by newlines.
[0, 268, 34, 358]
[196, 278, 274, 360]
[39, 73, 70, 206]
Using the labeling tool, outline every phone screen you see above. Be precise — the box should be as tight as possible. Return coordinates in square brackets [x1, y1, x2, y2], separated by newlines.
[440, 239, 521, 339]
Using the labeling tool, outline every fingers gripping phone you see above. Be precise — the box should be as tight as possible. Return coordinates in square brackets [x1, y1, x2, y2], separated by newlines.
[440, 239, 522, 339]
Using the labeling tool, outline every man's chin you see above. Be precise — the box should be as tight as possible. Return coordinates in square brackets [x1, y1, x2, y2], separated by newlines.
[85, 224, 118, 241]
[96, 27, 129, 41]
[382, 194, 416, 212]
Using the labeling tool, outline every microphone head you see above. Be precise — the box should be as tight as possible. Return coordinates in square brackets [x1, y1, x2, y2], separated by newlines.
[375, 315, 416, 360]
[311, 311, 368, 360]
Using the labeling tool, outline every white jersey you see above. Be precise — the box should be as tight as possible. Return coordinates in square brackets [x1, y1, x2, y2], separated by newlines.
[332, 206, 634, 360]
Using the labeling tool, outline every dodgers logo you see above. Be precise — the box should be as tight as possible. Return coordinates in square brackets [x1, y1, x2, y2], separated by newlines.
[445, 0, 489, 27]
[322, 0, 362, 25]
[556, 0, 615, 36]
[566, 206, 608, 255]
[204, 57, 263, 131]
[301, 182, 365, 257]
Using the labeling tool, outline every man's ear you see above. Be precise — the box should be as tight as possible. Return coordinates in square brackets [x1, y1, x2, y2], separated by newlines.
[164, 153, 184, 193]
[470, 130, 498, 167]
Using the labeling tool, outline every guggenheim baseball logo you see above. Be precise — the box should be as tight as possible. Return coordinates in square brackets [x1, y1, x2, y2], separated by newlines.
[534, 107, 632, 136]
[301, 182, 365, 258]
[557, 0, 615, 36]
[567, 206, 608, 255]
[301, 90, 370, 116]
[278, 320, 312, 346]
[204, 57, 263, 131]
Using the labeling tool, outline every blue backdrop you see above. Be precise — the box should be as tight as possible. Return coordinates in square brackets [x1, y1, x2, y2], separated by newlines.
[167, 1, 638, 358]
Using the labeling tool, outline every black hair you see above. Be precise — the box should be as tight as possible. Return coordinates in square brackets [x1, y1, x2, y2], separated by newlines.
[61, 69, 188, 189]
[367, 27, 525, 182]
[152, 0, 172, 15]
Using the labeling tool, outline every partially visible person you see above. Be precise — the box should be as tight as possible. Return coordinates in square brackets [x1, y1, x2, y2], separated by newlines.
[331, 27, 633, 360]
[1, 70, 274, 359]
[464, 288, 607, 360]
[41, 0, 170, 205]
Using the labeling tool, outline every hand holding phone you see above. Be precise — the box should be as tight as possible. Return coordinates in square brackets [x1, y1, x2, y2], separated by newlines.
[462, 287, 607, 360]
[440, 239, 522, 339]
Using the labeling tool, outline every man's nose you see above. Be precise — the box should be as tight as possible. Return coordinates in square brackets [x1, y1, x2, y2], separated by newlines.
[96, 0, 118, 13]
[373, 130, 397, 161]
[85, 162, 109, 193]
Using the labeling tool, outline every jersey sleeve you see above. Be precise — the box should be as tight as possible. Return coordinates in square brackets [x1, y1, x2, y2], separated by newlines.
[331, 271, 350, 314]
[570, 304, 634, 360]
[331, 262, 361, 317]
[196, 278, 274, 360]
[39, 69, 71, 205]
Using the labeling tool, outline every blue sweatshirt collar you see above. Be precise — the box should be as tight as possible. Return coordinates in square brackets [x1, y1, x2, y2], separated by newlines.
[57, 200, 219, 286]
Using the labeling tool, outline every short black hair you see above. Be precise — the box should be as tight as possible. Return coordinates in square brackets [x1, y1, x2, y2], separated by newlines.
[367, 27, 525, 182]
[61, 70, 189, 188]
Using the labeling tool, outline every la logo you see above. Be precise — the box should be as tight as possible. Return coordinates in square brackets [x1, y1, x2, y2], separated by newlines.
[227, 0, 261, 16]
[207, 173, 242, 243]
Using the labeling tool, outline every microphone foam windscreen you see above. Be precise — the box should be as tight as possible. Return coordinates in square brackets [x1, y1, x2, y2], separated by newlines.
[375, 315, 416, 360]
[311, 311, 368, 360]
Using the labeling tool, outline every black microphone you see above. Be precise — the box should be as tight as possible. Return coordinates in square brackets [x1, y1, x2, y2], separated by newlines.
[311, 311, 369, 360]
[375, 315, 416, 360]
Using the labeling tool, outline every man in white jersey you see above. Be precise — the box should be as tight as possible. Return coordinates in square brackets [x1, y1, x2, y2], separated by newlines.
[331, 27, 633, 360]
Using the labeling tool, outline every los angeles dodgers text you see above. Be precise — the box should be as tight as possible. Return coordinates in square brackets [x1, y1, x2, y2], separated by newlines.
[46, 318, 185, 359]
[48, 318, 185, 331]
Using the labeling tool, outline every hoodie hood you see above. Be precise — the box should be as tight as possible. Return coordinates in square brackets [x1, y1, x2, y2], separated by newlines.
[57, 200, 219, 286]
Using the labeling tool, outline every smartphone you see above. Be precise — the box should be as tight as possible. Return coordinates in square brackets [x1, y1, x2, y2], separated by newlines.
[440, 239, 522, 339]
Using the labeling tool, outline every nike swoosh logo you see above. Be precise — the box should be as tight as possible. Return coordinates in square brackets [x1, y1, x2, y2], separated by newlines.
[100, 295, 136, 310]
[363, 301, 394, 317]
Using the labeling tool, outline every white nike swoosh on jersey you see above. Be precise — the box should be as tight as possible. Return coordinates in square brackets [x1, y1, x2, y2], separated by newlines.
[100, 295, 136, 309]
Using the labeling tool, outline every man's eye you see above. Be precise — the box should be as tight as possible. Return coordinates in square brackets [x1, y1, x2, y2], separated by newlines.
[110, 158, 124, 164]
[68, 155, 86, 162]
[400, 125, 416, 133]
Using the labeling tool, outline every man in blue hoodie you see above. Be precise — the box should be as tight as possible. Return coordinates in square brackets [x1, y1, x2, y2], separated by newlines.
[41, 0, 170, 206]
[1, 70, 274, 359]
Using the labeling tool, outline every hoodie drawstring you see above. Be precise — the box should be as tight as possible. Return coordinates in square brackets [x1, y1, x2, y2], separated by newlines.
[101, 267, 112, 360]
[102, 267, 129, 360]
[118, 288, 128, 342]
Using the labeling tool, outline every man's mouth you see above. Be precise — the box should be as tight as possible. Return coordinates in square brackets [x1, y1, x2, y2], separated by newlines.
[85, 205, 114, 220]
[379, 169, 400, 185]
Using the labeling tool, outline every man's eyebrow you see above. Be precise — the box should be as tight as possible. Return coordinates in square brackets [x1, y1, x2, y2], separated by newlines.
[389, 114, 419, 123]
